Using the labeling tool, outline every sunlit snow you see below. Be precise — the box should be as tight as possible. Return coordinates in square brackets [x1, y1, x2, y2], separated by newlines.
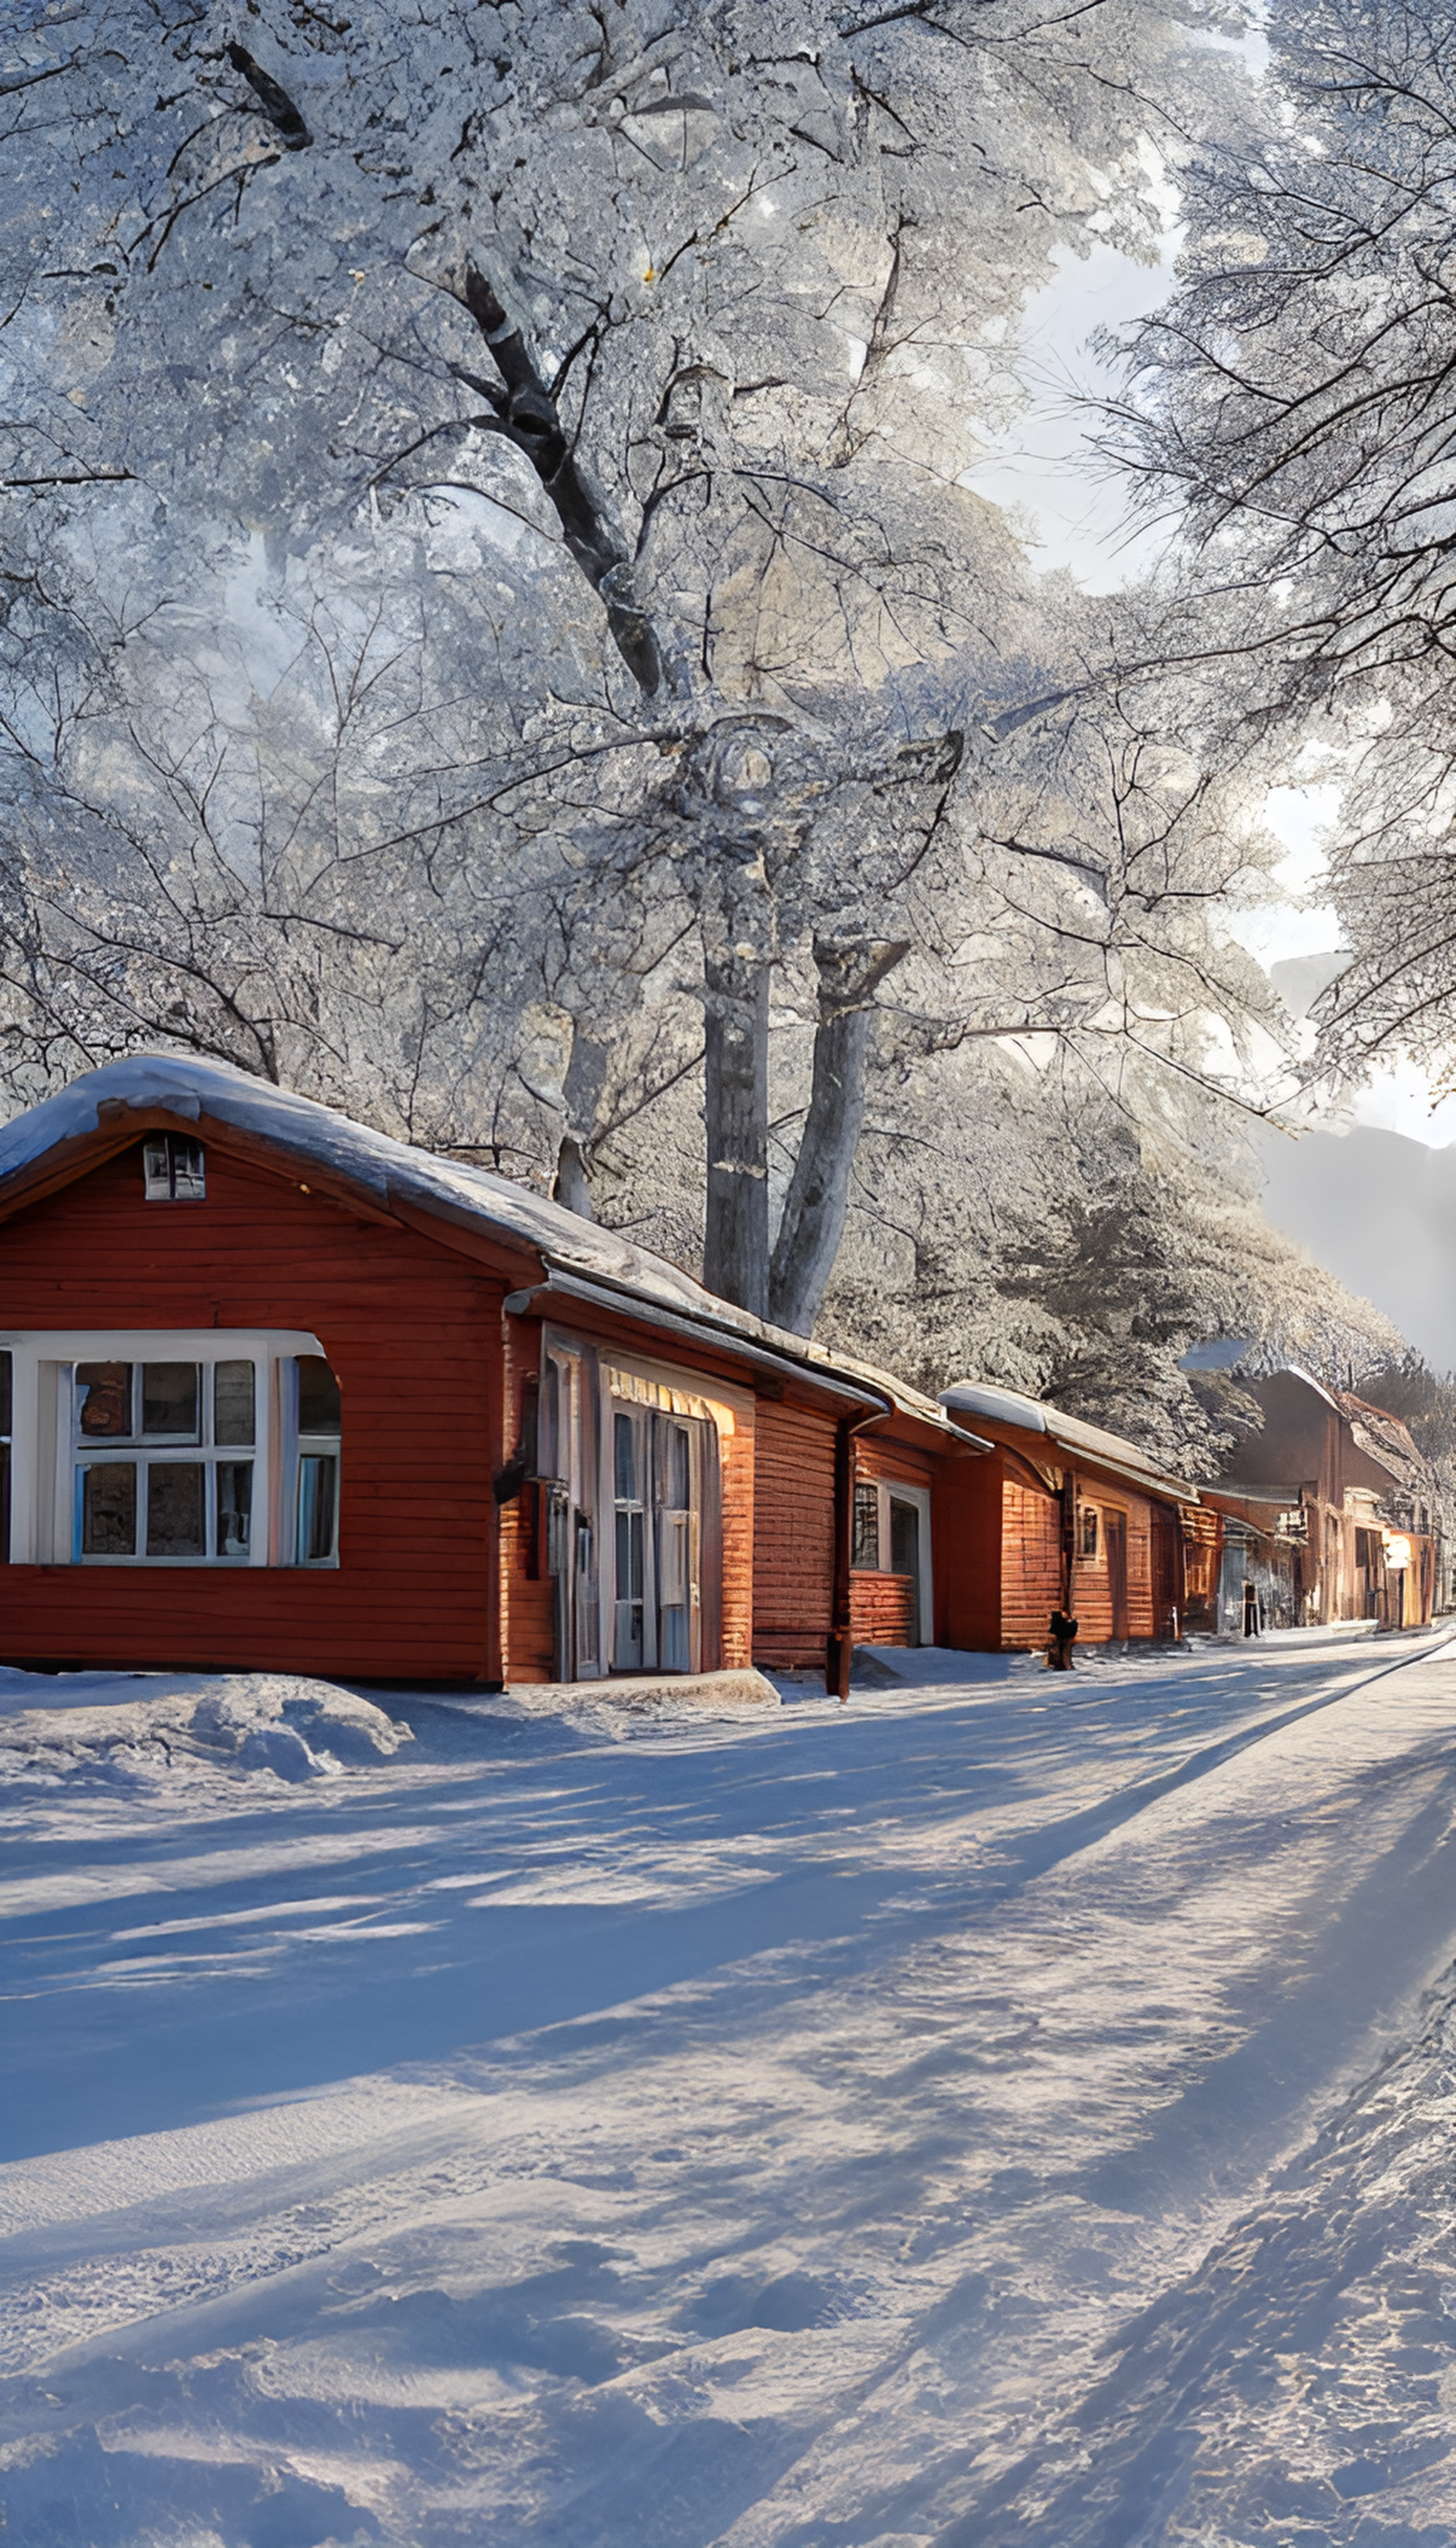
[4, 1634, 1455, 2544]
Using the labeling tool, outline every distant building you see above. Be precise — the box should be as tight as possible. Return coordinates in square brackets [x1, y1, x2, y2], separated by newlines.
[1202, 1367, 1439, 1632]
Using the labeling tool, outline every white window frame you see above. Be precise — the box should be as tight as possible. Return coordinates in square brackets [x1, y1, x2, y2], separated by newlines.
[857, 1477, 934, 1644]
[0, 1330, 334, 1568]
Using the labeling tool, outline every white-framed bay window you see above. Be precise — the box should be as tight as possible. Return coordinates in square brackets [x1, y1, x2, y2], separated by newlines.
[0, 1332, 341, 1568]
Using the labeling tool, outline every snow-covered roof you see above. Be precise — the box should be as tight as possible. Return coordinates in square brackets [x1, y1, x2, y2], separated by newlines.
[0, 1055, 985, 1445]
[938, 1379, 1197, 1502]
[1334, 1391, 1432, 1500]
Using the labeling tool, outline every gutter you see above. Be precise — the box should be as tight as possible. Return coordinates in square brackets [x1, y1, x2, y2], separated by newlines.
[503, 1268, 895, 1417]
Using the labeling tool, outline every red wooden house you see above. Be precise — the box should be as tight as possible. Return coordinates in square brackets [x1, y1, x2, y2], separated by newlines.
[0, 1056, 987, 1691]
[934, 1381, 1199, 1649]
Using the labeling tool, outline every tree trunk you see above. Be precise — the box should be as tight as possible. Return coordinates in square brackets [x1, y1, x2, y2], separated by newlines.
[552, 1134, 594, 1219]
[551, 1026, 611, 1221]
[702, 946, 771, 1317]
[769, 937, 909, 1336]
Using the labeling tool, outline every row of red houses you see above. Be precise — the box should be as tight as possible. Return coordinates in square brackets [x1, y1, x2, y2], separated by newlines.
[0, 1058, 1438, 1688]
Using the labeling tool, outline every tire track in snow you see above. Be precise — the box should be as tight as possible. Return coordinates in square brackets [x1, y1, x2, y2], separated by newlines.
[977, 1626, 1456, 1902]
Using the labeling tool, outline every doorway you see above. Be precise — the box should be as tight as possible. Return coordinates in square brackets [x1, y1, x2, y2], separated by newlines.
[888, 1494, 924, 1647]
[609, 1401, 710, 1673]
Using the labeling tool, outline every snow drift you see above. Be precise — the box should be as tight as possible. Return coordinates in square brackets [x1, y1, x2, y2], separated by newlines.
[0, 1667, 409, 1787]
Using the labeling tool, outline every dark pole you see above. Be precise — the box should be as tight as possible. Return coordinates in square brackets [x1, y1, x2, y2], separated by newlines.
[828, 1409, 882, 1701]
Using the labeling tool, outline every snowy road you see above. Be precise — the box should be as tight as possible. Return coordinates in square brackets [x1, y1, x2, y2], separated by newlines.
[3, 1631, 1455, 2546]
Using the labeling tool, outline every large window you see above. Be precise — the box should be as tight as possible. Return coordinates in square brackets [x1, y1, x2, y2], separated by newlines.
[75, 1356, 257, 1561]
[0, 1331, 339, 1568]
[295, 1354, 341, 1565]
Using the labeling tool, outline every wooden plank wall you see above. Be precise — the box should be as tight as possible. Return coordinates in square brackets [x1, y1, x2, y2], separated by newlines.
[850, 1571, 917, 1644]
[719, 1408, 756, 1669]
[934, 1451, 1002, 1650]
[1069, 1485, 1155, 1642]
[0, 1140, 503, 1681]
[752, 1395, 836, 1669]
[857, 1434, 936, 1492]
[1000, 1472, 1064, 1650]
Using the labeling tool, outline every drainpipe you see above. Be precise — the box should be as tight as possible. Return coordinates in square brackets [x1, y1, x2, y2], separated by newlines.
[1060, 1469, 1077, 1615]
[828, 1408, 886, 1702]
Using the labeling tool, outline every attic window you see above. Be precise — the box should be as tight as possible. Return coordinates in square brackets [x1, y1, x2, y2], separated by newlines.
[143, 1133, 205, 1201]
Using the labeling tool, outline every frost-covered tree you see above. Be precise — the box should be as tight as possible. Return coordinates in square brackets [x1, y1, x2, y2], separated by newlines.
[1102, 0, 1456, 1104]
[0, 0, 1275, 1328]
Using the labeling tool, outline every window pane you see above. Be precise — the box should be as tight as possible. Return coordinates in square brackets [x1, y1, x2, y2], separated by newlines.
[77, 1363, 132, 1440]
[0, 1440, 8, 1565]
[659, 1510, 688, 1605]
[889, 1498, 920, 1578]
[614, 1410, 637, 1502]
[298, 1453, 337, 1561]
[146, 1462, 205, 1557]
[616, 1504, 643, 1600]
[540, 1361, 560, 1482]
[0, 1348, 11, 1439]
[216, 1461, 252, 1558]
[142, 1363, 198, 1439]
[169, 1138, 205, 1201]
[852, 1482, 879, 1570]
[82, 1462, 136, 1556]
[662, 1422, 690, 1508]
[298, 1356, 341, 1435]
[214, 1361, 255, 1446]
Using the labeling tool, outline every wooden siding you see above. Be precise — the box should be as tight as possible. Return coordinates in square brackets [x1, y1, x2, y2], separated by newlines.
[719, 1406, 756, 1670]
[1000, 1472, 1064, 1650]
[1070, 1488, 1155, 1643]
[850, 1570, 917, 1644]
[857, 1435, 936, 1489]
[933, 1450, 1002, 1651]
[0, 1138, 505, 1681]
[753, 1396, 837, 1669]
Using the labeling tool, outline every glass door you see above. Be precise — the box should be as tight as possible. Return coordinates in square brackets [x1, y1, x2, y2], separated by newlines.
[655, 1415, 694, 1671]
[612, 1407, 647, 1669]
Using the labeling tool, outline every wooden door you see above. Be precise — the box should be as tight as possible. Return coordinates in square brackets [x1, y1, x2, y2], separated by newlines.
[1106, 1507, 1130, 1641]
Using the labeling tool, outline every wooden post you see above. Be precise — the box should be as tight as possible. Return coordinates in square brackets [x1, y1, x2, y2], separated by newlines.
[828, 1410, 880, 1700]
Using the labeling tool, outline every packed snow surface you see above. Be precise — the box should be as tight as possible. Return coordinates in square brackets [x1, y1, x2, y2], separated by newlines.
[4, 1632, 1456, 2546]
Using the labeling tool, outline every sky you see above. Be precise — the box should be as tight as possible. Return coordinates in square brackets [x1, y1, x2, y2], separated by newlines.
[963, 221, 1456, 1366]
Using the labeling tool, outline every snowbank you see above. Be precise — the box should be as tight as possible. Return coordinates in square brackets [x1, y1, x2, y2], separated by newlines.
[0, 1666, 409, 1787]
